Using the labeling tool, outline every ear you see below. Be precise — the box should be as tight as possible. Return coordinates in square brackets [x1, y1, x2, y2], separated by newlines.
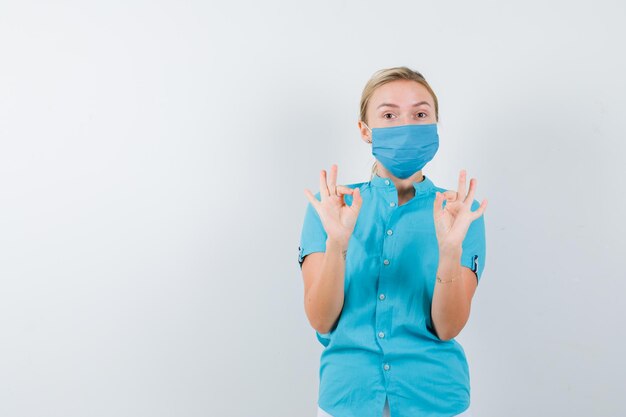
[357, 120, 372, 143]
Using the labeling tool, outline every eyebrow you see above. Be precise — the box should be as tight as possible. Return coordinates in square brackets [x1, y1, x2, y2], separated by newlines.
[376, 101, 431, 109]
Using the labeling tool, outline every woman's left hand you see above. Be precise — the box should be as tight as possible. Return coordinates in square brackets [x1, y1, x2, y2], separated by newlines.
[433, 169, 488, 251]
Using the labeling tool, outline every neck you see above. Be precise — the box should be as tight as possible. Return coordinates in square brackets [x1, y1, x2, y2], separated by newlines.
[376, 167, 424, 195]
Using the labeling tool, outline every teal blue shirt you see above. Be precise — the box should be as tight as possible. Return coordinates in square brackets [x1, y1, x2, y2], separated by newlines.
[297, 172, 486, 417]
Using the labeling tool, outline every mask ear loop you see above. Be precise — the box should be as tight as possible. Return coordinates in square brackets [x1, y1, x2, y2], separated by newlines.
[362, 122, 372, 143]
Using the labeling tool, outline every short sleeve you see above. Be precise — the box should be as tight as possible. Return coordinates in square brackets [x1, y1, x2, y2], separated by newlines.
[297, 191, 328, 270]
[316, 331, 332, 347]
[460, 199, 486, 283]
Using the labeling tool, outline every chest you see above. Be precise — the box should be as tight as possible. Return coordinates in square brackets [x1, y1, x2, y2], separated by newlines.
[344, 194, 440, 297]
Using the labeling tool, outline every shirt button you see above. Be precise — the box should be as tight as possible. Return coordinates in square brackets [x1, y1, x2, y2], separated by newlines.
[379, 293, 385, 300]
[390, 202, 396, 207]
[384, 180, 390, 185]
[383, 259, 390, 265]
[386, 229, 393, 236]
[378, 331, 385, 338]
[383, 363, 390, 371]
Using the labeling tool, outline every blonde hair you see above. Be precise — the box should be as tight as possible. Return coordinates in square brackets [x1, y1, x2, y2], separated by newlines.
[359, 66, 439, 179]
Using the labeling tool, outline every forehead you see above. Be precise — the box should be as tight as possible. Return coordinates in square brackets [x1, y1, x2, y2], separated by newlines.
[369, 79, 433, 108]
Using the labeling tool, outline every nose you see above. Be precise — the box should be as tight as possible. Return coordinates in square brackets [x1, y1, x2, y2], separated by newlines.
[399, 115, 418, 125]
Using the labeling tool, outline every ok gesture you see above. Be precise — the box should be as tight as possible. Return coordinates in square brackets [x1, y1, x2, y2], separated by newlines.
[433, 169, 488, 250]
[304, 164, 363, 248]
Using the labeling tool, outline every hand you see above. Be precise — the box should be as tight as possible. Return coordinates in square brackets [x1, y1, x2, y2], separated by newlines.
[433, 169, 488, 250]
[304, 164, 363, 248]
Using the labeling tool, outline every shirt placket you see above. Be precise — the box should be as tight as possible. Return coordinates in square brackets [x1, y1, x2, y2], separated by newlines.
[375, 182, 398, 379]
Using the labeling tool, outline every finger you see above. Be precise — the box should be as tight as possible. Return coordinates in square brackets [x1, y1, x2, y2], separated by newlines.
[440, 191, 454, 211]
[433, 191, 445, 219]
[464, 178, 477, 206]
[443, 190, 457, 201]
[350, 187, 363, 214]
[304, 188, 321, 210]
[471, 199, 488, 220]
[336, 185, 354, 195]
[334, 185, 352, 207]
[320, 169, 330, 200]
[457, 169, 467, 202]
[329, 164, 338, 196]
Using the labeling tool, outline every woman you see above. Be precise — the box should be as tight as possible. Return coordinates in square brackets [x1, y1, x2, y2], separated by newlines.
[298, 66, 488, 417]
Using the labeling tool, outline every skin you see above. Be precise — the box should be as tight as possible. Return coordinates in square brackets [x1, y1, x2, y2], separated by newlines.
[358, 79, 435, 206]
[302, 79, 488, 340]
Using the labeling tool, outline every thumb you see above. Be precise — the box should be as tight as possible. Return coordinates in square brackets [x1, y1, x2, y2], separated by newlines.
[433, 191, 445, 219]
[350, 187, 363, 214]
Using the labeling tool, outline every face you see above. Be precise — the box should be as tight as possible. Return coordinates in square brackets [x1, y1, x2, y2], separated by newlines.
[358, 79, 437, 144]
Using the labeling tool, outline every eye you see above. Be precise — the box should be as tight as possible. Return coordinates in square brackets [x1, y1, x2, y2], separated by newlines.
[416, 112, 428, 118]
[383, 112, 396, 119]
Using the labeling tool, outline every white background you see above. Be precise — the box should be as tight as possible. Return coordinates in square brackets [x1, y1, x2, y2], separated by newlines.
[1, 1, 625, 416]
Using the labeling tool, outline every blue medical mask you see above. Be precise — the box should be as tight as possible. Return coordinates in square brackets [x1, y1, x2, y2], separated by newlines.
[363, 122, 439, 179]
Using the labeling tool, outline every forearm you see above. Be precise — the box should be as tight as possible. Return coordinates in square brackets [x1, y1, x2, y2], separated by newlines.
[305, 238, 347, 334]
[431, 245, 470, 341]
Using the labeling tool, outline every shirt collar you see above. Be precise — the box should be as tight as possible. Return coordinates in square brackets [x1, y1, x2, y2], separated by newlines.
[370, 172, 435, 196]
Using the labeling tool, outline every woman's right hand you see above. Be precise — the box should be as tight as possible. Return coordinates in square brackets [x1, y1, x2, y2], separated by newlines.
[303, 164, 363, 249]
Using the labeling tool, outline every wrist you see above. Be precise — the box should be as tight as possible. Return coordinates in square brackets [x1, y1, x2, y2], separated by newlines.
[326, 237, 349, 253]
[438, 243, 462, 258]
